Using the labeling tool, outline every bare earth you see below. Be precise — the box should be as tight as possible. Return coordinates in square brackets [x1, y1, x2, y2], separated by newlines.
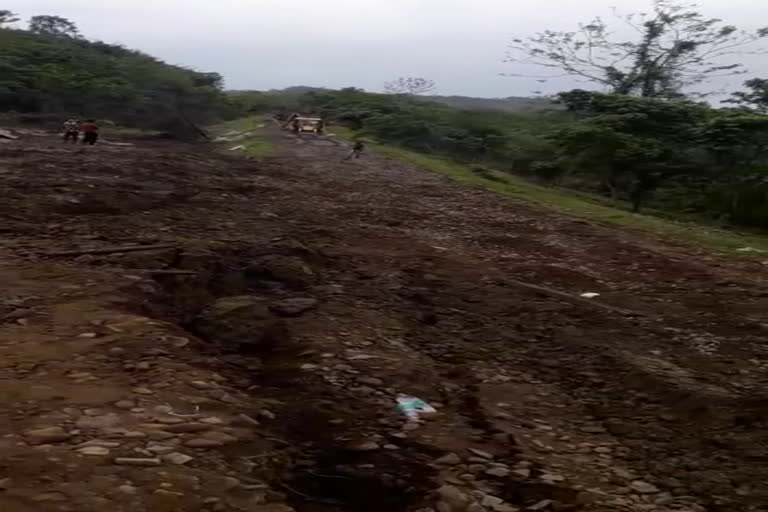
[0, 125, 767, 512]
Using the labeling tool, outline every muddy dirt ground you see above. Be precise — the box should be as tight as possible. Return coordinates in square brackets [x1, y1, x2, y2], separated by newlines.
[0, 124, 767, 512]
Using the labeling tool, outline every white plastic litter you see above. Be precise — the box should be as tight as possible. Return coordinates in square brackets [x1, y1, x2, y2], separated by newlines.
[396, 395, 437, 421]
[580, 292, 600, 299]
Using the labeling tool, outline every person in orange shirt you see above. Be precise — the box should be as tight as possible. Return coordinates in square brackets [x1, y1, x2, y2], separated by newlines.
[81, 120, 99, 145]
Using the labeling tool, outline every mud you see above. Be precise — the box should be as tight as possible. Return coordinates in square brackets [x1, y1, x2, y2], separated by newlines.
[0, 124, 766, 511]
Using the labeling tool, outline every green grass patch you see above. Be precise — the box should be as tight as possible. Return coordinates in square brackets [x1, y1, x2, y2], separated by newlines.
[334, 127, 768, 255]
[210, 116, 275, 156]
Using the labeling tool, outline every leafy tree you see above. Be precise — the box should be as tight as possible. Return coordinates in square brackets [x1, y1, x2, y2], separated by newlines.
[551, 91, 709, 210]
[506, 0, 768, 97]
[384, 77, 436, 95]
[0, 10, 19, 26]
[28, 15, 79, 38]
[728, 78, 768, 113]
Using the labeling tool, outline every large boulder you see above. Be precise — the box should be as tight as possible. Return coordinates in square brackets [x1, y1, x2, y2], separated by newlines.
[191, 296, 289, 353]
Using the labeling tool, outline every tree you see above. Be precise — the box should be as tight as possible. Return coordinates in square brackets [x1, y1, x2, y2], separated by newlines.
[28, 15, 79, 38]
[0, 10, 19, 26]
[551, 90, 709, 211]
[505, 0, 768, 98]
[384, 77, 436, 95]
[728, 78, 768, 112]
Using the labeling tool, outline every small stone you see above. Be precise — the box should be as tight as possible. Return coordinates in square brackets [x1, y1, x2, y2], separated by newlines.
[165, 423, 211, 433]
[114, 400, 135, 409]
[114, 457, 161, 466]
[468, 448, 493, 459]
[109, 347, 126, 355]
[631, 481, 660, 494]
[513, 468, 531, 478]
[259, 409, 276, 420]
[481, 495, 504, 508]
[147, 444, 175, 454]
[200, 416, 225, 425]
[24, 426, 70, 444]
[132, 387, 154, 395]
[467, 504, 484, 512]
[486, 467, 510, 477]
[0, 478, 10, 489]
[136, 362, 151, 370]
[78, 332, 98, 338]
[349, 441, 380, 451]
[76, 413, 121, 429]
[117, 484, 138, 494]
[162, 452, 193, 465]
[383, 444, 399, 450]
[540, 473, 565, 483]
[189, 381, 211, 389]
[32, 492, 68, 502]
[184, 438, 224, 448]
[580, 426, 607, 434]
[436, 485, 469, 510]
[357, 377, 384, 386]
[77, 446, 110, 456]
[435, 453, 462, 465]
[529, 499, 553, 511]
[201, 431, 238, 444]
[269, 298, 319, 317]
[594, 446, 612, 454]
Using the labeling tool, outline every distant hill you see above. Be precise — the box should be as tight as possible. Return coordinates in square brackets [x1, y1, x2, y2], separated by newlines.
[232, 87, 555, 114]
[419, 94, 557, 113]
[0, 26, 229, 134]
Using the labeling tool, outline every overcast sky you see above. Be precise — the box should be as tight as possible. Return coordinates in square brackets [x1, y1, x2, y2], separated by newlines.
[4, 0, 766, 97]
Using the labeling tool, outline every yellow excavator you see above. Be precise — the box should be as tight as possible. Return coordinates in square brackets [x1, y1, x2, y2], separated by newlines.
[282, 113, 325, 134]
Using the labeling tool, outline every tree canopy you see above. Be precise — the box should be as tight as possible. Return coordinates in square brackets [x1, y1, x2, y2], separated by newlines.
[506, 0, 768, 98]
[0, 18, 235, 136]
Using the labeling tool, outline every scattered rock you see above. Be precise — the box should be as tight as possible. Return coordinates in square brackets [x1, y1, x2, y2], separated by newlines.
[435, 453, 462, 465]
[77, 446, 111, 456]
[540, 473, 565, 483]
[631, 481, 660, 494]
[580, 426, 607, 434]
[114, 457, 161, 466]
[165, 422, 211, 433]
[184, 438, 225, 448]
[114, 400, 135, 409]
[117, 485, 138, 494]
[513, 468, 531, 478]
[349, 441, 380, 451]
[162, 452, 194, 465]
[269, 298, 319, 317]
[436, 485, 469, 512]
[76, 413, 121, 429]
[24, 426, 71, 444]
[468, 448, 493, 460]
[357, 376, 384, 386]
[486, 467, 510, 477]
[529, 499, 553, 510]
[132, 387, 154, 395]
[258, 409, 276, 420]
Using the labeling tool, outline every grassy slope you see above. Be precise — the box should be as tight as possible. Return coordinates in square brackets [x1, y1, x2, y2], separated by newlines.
[331, 127, 768, 255]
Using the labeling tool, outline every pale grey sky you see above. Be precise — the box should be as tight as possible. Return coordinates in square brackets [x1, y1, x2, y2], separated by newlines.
[4, 0, 766, 97]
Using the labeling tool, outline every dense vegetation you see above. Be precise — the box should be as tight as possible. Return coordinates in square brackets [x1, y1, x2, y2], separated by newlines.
[0, 16, 234, 136]
[232, 83, 768, 228]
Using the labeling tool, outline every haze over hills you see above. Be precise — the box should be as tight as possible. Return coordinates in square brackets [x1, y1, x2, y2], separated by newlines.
[235, 86, 556, 113]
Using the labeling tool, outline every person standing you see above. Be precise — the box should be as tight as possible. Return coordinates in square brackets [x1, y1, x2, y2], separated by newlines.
[344, 140, 365, 160]
[81, 119, 99, 145]
[63, 119, 79, 143]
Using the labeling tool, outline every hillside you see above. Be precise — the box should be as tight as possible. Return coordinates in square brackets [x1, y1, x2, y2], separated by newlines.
[418, 94, 557, 112]
[0, 27, 231, 134]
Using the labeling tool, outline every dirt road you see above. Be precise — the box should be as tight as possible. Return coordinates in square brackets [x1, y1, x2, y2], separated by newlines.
[0, 125, 766, 512]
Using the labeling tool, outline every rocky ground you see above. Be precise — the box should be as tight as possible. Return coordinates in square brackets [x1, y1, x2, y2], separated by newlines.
[0, 124, 767, 512]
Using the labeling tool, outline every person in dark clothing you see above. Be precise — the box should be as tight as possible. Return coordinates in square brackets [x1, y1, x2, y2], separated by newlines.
[81, 120, 99, 145]
[63, 119, 79, 143]
[344, 140, 365, 160]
